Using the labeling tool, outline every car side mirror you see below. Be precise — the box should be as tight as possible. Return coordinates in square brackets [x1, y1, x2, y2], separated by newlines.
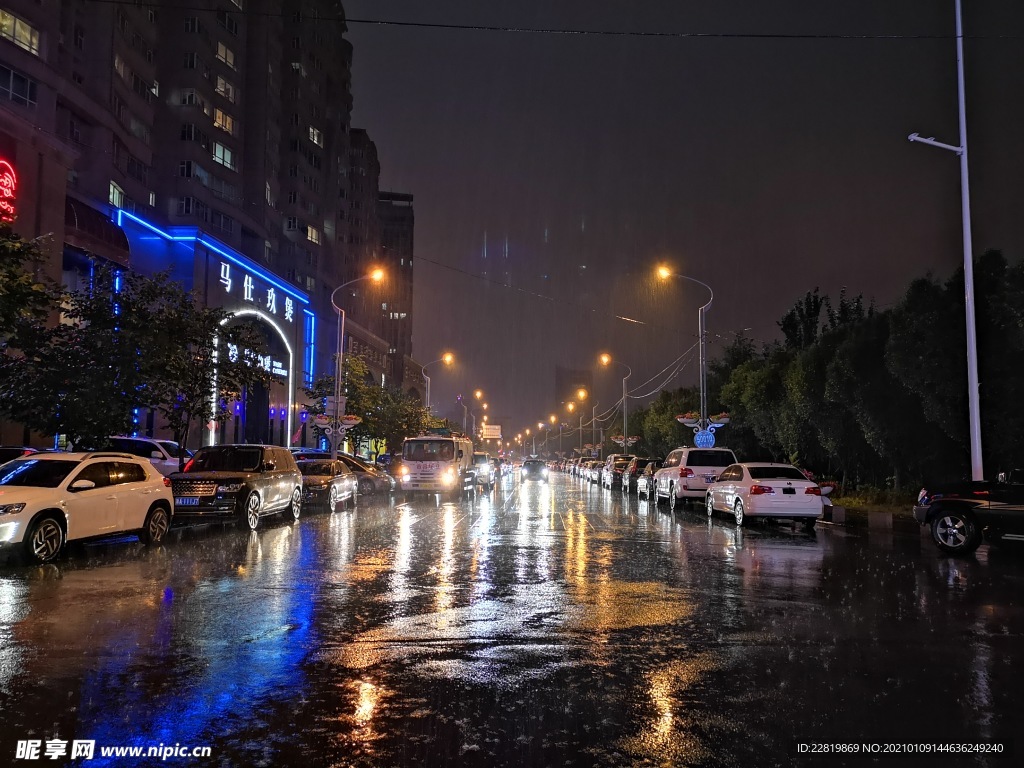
[69, 479, 96, 491]
[457, 450, 464, 459]
[264, 461, 276, 471]
[151, 450, 163, 460]
[997, 472, 1007, 484]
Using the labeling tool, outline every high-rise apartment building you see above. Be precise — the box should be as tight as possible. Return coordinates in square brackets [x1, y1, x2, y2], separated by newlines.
[0, 0, 416, 447]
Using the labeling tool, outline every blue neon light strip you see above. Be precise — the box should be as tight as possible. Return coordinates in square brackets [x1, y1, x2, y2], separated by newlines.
[116, 209, 310, 306]
[304, 309, 315, 385]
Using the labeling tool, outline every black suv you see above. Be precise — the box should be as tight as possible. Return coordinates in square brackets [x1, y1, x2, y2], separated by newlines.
[170, 445, 303, 530]
[914, 469, 1024, 554]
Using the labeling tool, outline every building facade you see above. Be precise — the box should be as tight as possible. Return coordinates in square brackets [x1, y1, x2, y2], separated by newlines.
[0, 0, 415, 448]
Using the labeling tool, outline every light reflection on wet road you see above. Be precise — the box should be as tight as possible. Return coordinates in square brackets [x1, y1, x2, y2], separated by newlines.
[1, 475, 1022, 767]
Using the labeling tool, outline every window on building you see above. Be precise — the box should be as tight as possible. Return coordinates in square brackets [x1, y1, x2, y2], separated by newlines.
[213, 108, 235, 135]
[0, 64, 37, 107]
[180, 88, 202, 106]
[129, 117, 151, 144]
[286, 217, 299, 231]
[217, 10, 238, 36]
[113, 54, 129, 82]
[148, 191, 156, 207]
[216, 42, 236, 70]
[108, 182, 125, 208]
[184, 17, 201, 33]
[212, 142, 236, 171]
[0, 10, 41, 56]
[183, 52, 199, 69]
[287, 191, 297, 204]
[73, 25, 84, 50]
[209, 209, 234, 234]
[215, 75, 236, 103]
[308, 126, 323, 147]
[306, 226, 321, 245]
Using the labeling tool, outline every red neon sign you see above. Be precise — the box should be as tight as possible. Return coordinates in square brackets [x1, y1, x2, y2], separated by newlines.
[0, 159, 16, 222]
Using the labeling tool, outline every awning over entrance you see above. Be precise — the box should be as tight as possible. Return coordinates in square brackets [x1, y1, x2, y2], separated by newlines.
[64, 197, 130, 267]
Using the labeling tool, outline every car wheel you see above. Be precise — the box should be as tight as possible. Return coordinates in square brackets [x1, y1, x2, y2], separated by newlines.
[706, 495, 715, 518]
[803, 517, 817, 531]
[328, 486, 339, 513]
[734, 499, 746, 527]
[669, 485, 679, 513]
[285, 489, 301, 521]
[359, 478, 375, 496]
[241, 492, 261, 531]
[25, 516, 64, 564]
[932, 510, 981, 554]
[141, 504, 170, 545]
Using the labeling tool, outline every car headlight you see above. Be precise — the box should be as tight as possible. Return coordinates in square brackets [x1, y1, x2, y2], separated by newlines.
[442, 468, 456, 485]
[400, 466, 410, 477]
[217, 483, 244, 493]
[0, 503, 27, 516]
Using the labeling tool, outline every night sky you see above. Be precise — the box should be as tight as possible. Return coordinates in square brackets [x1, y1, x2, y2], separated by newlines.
[344, 0, 1024, 440]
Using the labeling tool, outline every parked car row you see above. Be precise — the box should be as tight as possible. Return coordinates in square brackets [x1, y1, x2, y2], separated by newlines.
[560, 446, 824, 529]
[0, 443, 394, 565]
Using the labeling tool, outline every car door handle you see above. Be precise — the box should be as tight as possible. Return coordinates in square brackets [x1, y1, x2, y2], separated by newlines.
[105, 495, 117, 500]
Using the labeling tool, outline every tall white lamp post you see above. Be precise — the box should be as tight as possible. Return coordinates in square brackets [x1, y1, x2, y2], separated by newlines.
[330, 268, 384, 459]
[421, 352, 454, 412]
[599, 353, 632, 452]
[656, 267, 718, 447]
[908, 0, 983, 480]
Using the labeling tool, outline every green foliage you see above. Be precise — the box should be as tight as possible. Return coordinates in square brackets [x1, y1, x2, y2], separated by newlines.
[303, 354, 432, 453]
[0, 224, 55, 349]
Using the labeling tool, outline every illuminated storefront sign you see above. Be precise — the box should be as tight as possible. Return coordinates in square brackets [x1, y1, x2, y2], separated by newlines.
[0, 159, 16, 222]
[219, 261, 295, 322]
[226, 343, 288, 378]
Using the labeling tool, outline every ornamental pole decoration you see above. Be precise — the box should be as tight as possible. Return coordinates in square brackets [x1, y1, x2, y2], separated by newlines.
[677, 411, 730, 448]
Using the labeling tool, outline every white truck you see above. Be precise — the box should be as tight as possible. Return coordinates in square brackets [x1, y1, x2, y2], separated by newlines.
[398, 431, 476, 499]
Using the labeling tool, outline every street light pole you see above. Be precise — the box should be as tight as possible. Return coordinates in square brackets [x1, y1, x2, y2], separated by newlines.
[421, 352, 454, 412]
[600, 354, 632, 454]
[657, 268, 714, 439]
[908, 0, 983, 481]
[330, 270, 384, 459]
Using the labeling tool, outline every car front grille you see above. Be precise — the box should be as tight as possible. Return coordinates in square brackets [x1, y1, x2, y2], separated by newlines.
[172, 480, 219, 496]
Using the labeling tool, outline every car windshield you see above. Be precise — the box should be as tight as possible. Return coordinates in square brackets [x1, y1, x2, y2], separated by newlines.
[613, 459, 630, 468]
[187, 447, 263, 473]
[473, 455, 488, 465]
[524, 461, 544, 469]
[0, 459, 80, 488]
[158, 441, 192, 458]
[404, 441, 456, 461]
[748, 466, 809, 481]
[685, 450, 736, 467]
[299, 461, 337, 476]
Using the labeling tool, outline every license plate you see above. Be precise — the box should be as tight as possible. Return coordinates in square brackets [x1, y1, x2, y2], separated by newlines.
[175, 497, 200, 506]
[783, 488, 796, 495]
[703, 474, 716, 483]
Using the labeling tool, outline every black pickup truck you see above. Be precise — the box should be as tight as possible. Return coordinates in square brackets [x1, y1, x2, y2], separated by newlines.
[914, 469, 1024, 554]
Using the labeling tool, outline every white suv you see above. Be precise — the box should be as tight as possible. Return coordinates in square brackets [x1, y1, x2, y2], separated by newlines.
[108, 436, 192, 477]
[0, 452, 174, 564]
[653, 447, 738, 513]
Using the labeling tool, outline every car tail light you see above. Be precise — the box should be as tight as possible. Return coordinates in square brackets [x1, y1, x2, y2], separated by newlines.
[679, 467, 694, 478]
[805, 486, 821, 495]
[163, 476, 172, 487]
[183, 458, 194, 472]
[750, 484, 774, 495]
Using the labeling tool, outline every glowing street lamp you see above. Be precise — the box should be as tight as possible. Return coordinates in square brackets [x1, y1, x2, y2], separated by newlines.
[599, 353, 633, 453]
[656, 265, 716, 447]
[421, 351, 454, 411]
[330, 267, 384, 459]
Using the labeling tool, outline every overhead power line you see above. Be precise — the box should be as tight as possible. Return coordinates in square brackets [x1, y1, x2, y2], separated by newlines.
[80, 1, 1024, 40]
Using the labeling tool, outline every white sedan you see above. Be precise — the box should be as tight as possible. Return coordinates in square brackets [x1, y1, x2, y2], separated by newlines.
[706, 462, 823, 528]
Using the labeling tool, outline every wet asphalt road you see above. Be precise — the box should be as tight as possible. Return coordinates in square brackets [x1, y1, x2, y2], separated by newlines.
[1, 474, 1022, 768]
